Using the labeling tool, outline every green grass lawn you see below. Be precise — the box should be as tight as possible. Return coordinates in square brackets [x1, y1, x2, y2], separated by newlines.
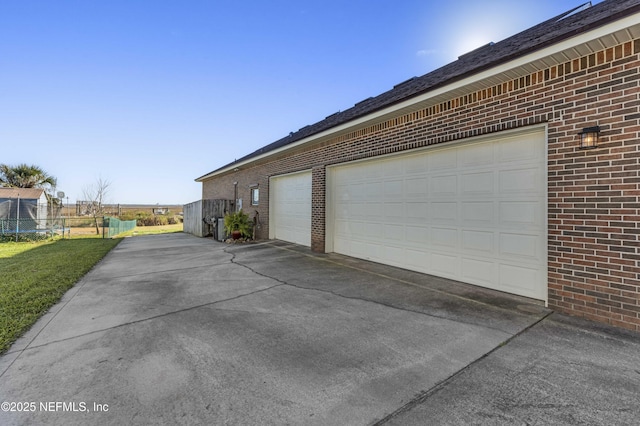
[120, 223, 183, 237]
[0, 237, 121, 353]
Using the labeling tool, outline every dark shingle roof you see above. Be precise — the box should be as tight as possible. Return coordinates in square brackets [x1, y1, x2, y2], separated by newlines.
[197, 0, 640, 180]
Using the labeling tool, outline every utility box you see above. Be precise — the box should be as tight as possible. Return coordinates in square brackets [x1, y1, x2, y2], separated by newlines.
[217, 218, 227, 241]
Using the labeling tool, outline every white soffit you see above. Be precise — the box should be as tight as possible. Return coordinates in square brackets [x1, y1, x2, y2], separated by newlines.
[200, 13, 640, 180]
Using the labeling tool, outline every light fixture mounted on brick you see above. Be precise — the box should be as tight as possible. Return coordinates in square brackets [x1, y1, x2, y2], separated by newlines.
[579, 126, 600, 149]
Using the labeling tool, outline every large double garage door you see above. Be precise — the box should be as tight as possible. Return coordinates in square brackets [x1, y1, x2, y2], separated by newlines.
[271, 128, 547, 301]
[328, 129, 547, 300]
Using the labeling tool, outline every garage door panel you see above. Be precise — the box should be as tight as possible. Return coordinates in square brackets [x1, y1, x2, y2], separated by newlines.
[385, 224, 403, 241]
[405, 202, 428, 223]
[334, 237, 350, 254]
[335, 219, 350, 234]
[349, 183, 365, 200]
[431, 175, 457, 195]
[500, 201, 541, 229]
[460, 142, 494, 166]
[336, 205, 349, 219]
[429, 149, 457, 170]
[406, 225, 429, 245]
[500, 264, 540, 298]
[330, 129, 547, 300]
[365, 181, 381, 197]
[405, 249, 430, 271]
[430, 202, 457, 222]
[405, 177, 428, 196]
[462, 230, 494, 254]
[385, 245, 406, 264]
[461, 202, 494, 225]
[461, 171, 494, 195]
[431, 227, 457, 248]
[384, 202, 402, 220]
[349, 202, 366, 217]
[384, 180, 403, 197]
[499, 168, 541, 193]
[431, 252, 459, 277]
[498, 134, 540, 161]
[360, 222, 372, 238]
[404, 155, 428, 174]
[461, 258, 497, 286]
[499, 233, 540, 260]
[351, 240, 378, 260]
[383, 160, 403, 178]
[364, 203, 382, 220]
[336, 183, 350, 198]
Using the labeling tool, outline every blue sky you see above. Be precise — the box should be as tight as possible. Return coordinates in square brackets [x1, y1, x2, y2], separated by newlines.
[0, 0, 599, 205]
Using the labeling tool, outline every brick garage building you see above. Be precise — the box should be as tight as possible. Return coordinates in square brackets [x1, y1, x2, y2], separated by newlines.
[197, 0, 640, 331]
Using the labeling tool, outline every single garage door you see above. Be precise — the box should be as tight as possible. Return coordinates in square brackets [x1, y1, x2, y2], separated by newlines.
[270, 170, 312, 246]
[329, 128, 547, 300]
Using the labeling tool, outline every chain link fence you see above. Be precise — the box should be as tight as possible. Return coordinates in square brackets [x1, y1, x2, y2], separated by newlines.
[105, 217, 136, 238]
[0, 197, 187, 242]
[0, 199, 66, 241]
[1, 217, 68, 242]
[0, 216, 137, 241]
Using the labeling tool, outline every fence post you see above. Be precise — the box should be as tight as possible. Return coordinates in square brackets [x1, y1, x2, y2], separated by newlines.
[102, 217, 105, 239]
[16, 194, 20, 242]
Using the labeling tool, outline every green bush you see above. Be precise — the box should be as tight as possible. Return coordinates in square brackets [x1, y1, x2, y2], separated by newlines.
[155, 215, 169, 226]
[224, 210, 252, 238]
[118, 212, 139, 222]
[0, 233, 49, 243]
[118, 211, 182, 227]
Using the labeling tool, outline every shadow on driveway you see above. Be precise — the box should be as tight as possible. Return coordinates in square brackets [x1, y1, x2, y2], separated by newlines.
[1, 233, 638, 425]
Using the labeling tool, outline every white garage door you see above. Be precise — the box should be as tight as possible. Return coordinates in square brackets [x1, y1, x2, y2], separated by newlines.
[270, 170, 312, 246]
[329, 128, 547, 300]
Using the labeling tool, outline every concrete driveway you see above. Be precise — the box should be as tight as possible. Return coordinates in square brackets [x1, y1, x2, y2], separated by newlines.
[1, 233, 638, 425]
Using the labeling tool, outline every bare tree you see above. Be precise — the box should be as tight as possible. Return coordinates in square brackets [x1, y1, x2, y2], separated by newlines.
[82, 177, 111, 235]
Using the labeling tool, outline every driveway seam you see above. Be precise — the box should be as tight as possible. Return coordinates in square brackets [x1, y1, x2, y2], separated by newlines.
[286, 281, 521, 336]
[1, 282, 285, 365]
[371, 310, 555, 425]
[81, 261, 238, 282]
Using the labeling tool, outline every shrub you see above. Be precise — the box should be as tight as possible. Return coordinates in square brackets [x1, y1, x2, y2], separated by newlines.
[118, 210, 182, 226]
[0, 233, 49, 243]
[118, 212, 139, 221]
[154, 215, 169, 226]
[224, 210, 252, 238]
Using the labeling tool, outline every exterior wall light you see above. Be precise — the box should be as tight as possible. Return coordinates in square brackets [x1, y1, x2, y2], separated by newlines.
[579, 126, 600, 149]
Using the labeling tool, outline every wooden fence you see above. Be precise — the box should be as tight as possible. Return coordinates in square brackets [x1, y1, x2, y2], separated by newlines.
[183, 199, 233, 238]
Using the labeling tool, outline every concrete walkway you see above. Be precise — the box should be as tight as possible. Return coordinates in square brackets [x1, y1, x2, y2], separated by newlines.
[0, 233, 638, 425]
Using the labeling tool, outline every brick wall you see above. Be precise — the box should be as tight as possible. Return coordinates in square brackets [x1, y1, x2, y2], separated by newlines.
[202, 168, 271, 239]
[202, 39, 640, 331]
[546, 42, 640, 331]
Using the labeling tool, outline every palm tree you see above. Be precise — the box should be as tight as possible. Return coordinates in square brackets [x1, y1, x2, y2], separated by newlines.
[0, 163, 57, 189]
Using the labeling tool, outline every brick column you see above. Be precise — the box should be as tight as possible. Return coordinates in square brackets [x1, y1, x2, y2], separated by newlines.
[311, 166, 326, 253]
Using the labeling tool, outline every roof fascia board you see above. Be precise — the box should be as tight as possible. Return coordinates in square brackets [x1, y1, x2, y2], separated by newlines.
[197, 12, 640, 182]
